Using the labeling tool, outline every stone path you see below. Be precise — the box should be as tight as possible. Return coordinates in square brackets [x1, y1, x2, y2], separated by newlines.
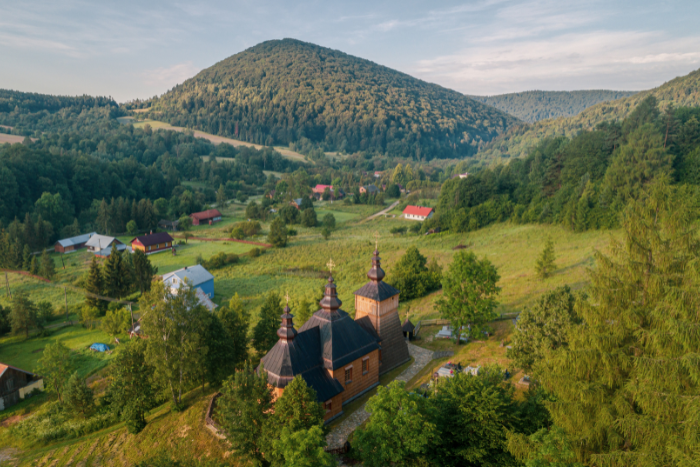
[326, 343, 434, 449]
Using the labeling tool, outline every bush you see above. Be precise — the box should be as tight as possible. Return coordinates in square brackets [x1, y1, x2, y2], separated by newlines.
[287, 229, 298, 236]
[409, 222, 422, 234]
[390, 226, 408, 235]
[202, 252, 239, 270]
[249, 248, 262, 257]
[232, 220, 262, 238]
[231, 226, 245, 239]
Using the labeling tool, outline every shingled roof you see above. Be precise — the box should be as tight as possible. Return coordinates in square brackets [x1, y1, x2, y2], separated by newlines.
[131, 232, 174, 247]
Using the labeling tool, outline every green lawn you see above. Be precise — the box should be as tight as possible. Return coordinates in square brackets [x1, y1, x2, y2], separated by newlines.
[149, 239, 258, 274]
[0, 325, 119, 377]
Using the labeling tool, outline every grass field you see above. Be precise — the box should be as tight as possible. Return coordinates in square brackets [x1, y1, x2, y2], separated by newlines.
[0, 324, 119, 377]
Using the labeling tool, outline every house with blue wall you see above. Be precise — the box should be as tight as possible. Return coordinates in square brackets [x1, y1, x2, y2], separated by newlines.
[162, 265, 215, 299]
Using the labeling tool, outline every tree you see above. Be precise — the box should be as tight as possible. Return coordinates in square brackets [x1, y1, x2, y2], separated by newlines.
[218, 361, 274, 467]
[36, 300, 54, 326]
[430, 370, 519, 467]
[274, 376, 325, 432]
[301, 208, 317, 227]
[355, 381, 436, 467]
[508, 286, 579, 374]
[273, 425, 334, 467]
[294, 297, 313, 326]
[321, 227, 331, 240]
[22, 244, 31, 271]
[436, 251, 500, 343]
[279, 205, 300, 225]
[126, 220, 138, 236]
[322, 187, 331, 201]
[390, 246, 442, 300]
[107, 339, 156, 434]
[140, 282, 209, 407]
[36, 341, 74, 403]
[132, 249, 157, 294]
[217, 294, 250, 369]
[102, 307, 131, 337]
[539, 178, 700, 466]
[178, 215, 193, 244]
[507, 426, 584, 467]
[253, 292, 282, 355]
[246, 200, 262, 220]
[202, 313, 237, 386]
[216, 183, 227, 208]
[10, 293, 38, 338]
[267, 217, 288, 248]
[103, 244, 131, 299]
[534, 237, 556, 279]
[39, 250, 55, 280]
[64, 372, 95, 417]
[85, 256, 106, 313]
[300, 196, 313, 211]
[322, 213, 335, 230]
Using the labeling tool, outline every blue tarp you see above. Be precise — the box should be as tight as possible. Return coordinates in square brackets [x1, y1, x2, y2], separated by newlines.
[90, 343, 109, 352]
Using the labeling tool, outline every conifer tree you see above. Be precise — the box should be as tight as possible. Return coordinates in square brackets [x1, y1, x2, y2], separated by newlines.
[267, 217, 288, 248]
[103, 244, 130, 298]
[132, 249, 157, 294]
[253, 292, 282, 354]
[540, 178, 700, 466]
[10, 292, 38, 338]
[29, 256, 39, 275]
[274, 376, 324, 432]
[217, 293, 250, 368]
[22, 244, 31, 271]
[294, 297, 313, 326]
[85, 256, 106, 313]
[39, 250, 55, 280]
[64, 372, 95, 417]
[535, 237, 556, 279]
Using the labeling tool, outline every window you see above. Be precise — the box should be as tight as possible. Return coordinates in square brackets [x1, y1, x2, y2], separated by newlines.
[362, 358, 369, 375]
[148, 246, 151, 251]
[344, 367, 353, 385]
[325, 401, 332, 413]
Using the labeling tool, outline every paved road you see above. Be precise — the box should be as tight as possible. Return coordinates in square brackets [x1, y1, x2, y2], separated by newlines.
[363, 200, 400, 222]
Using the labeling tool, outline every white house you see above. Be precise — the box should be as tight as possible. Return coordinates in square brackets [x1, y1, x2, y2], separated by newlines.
[402, 205, 434, 221]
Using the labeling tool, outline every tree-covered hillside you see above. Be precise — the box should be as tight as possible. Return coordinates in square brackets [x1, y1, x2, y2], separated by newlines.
[139, 39, 519, 160]
[478, 67, 700, 160]
[469, 90, 637, 123]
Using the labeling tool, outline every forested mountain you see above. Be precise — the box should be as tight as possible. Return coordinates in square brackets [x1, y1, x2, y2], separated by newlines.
[469, 90, 637, 123]
[139, 39, 519, 160]
[478, 67, 700, 160]
[426, 97, 700, 235]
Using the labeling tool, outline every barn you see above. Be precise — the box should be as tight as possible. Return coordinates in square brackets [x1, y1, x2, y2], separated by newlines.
[54, 232, 97, 254]
[131, 232, 174, 255]
[190, 209, 222, 226]
[0, 363, 44, 410]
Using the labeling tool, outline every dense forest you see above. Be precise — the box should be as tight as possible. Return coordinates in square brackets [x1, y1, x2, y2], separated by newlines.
[477, 67, 700, 160]
[136, 39, 518, 160]
[0, 90, 298, 255]
[428, 96, 700, 234]
[469, 90, 637, 123]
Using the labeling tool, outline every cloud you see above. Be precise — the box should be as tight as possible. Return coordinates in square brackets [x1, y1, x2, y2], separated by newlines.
[413, 29, 700, 94]
[141, 62, 201, 89]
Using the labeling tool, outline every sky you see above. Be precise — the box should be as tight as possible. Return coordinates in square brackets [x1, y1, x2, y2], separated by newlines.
[1, 0, 699, 102]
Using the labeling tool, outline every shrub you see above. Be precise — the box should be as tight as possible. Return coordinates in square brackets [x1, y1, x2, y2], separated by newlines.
[287, 229, 298, 236]
[390, 226, 408, 235]
[202, 252, 239, 270]
[249, 248, 262, 258]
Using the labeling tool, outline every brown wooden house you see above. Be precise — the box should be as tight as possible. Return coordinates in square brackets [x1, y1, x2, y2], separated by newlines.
[190, 209, 222, 226]
[0, 363, 43, 410]
[130, 232, 174, 255]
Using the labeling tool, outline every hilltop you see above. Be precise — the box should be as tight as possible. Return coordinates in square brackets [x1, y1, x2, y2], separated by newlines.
[140, 39, 519, 160]
[468, 90, 637, 123]
[477, 67, 700, 160]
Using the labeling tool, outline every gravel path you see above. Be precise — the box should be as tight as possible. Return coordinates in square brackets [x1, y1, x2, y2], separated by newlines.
[326, 342, 434, 449]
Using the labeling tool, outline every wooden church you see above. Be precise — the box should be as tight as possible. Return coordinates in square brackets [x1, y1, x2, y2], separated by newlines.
[260, 248, 410, 422]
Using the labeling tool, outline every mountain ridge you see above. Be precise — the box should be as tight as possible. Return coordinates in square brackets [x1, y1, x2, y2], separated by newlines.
[139, 39, 519, 160]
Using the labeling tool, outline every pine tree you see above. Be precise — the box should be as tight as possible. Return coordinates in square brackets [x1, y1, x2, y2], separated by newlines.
[294, 297, 313, 326]
[85, 256, 106, 313]
[267, 217, 288, 248]
[64, 372, 95, 417]
[218, 294, 250, 369]
[535, 237, 556, 279]
[22, 244, 31, 271]
[103, 244, 130, 298]
[540, 179, 700, 466]
[132, 249, 157, 294]
[9, 293, 37, 338]
[216, 183, 227, 208]
[29, 256, 39, 275]
[253, 292, 282, 354]
[39, 250, 55, 280]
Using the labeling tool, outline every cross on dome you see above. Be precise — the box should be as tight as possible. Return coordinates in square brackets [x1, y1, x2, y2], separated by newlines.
[373, 231, 380, 250]
[284, 291, 290, 304]
[327, 258, 336, 274]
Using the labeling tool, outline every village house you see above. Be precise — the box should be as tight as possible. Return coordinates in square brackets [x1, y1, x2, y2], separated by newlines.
[85, 235, 129, 257]
[158, 219, 179, 232]
[259, 249, 409, 422]
[162, 265, 217, 311]
[311, 184, 344, 200]
[403, 205, 434, 221]
[54, 232, 97, 254]
[190, 209, 222, 226]
[451, 172, 470, 179]
[291, 198, 304, 210]
[359, 184, 379, 195]
[130, 232, 174, 255]
[0, 363, 43, 410]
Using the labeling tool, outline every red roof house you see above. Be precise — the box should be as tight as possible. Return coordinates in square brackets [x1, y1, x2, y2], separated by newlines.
[189, 209, 222, 226]
[403, 205, 434, 221]
[311, 185, 343, 200]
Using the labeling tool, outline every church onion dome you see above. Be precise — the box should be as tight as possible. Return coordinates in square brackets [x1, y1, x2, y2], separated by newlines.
[319, 275, 343, 312]
[367, 249, 386, 282]
[277, 302, 297, 341]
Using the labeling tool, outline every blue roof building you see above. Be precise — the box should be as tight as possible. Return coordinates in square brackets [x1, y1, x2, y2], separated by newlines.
[162, 265, 215, 299]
